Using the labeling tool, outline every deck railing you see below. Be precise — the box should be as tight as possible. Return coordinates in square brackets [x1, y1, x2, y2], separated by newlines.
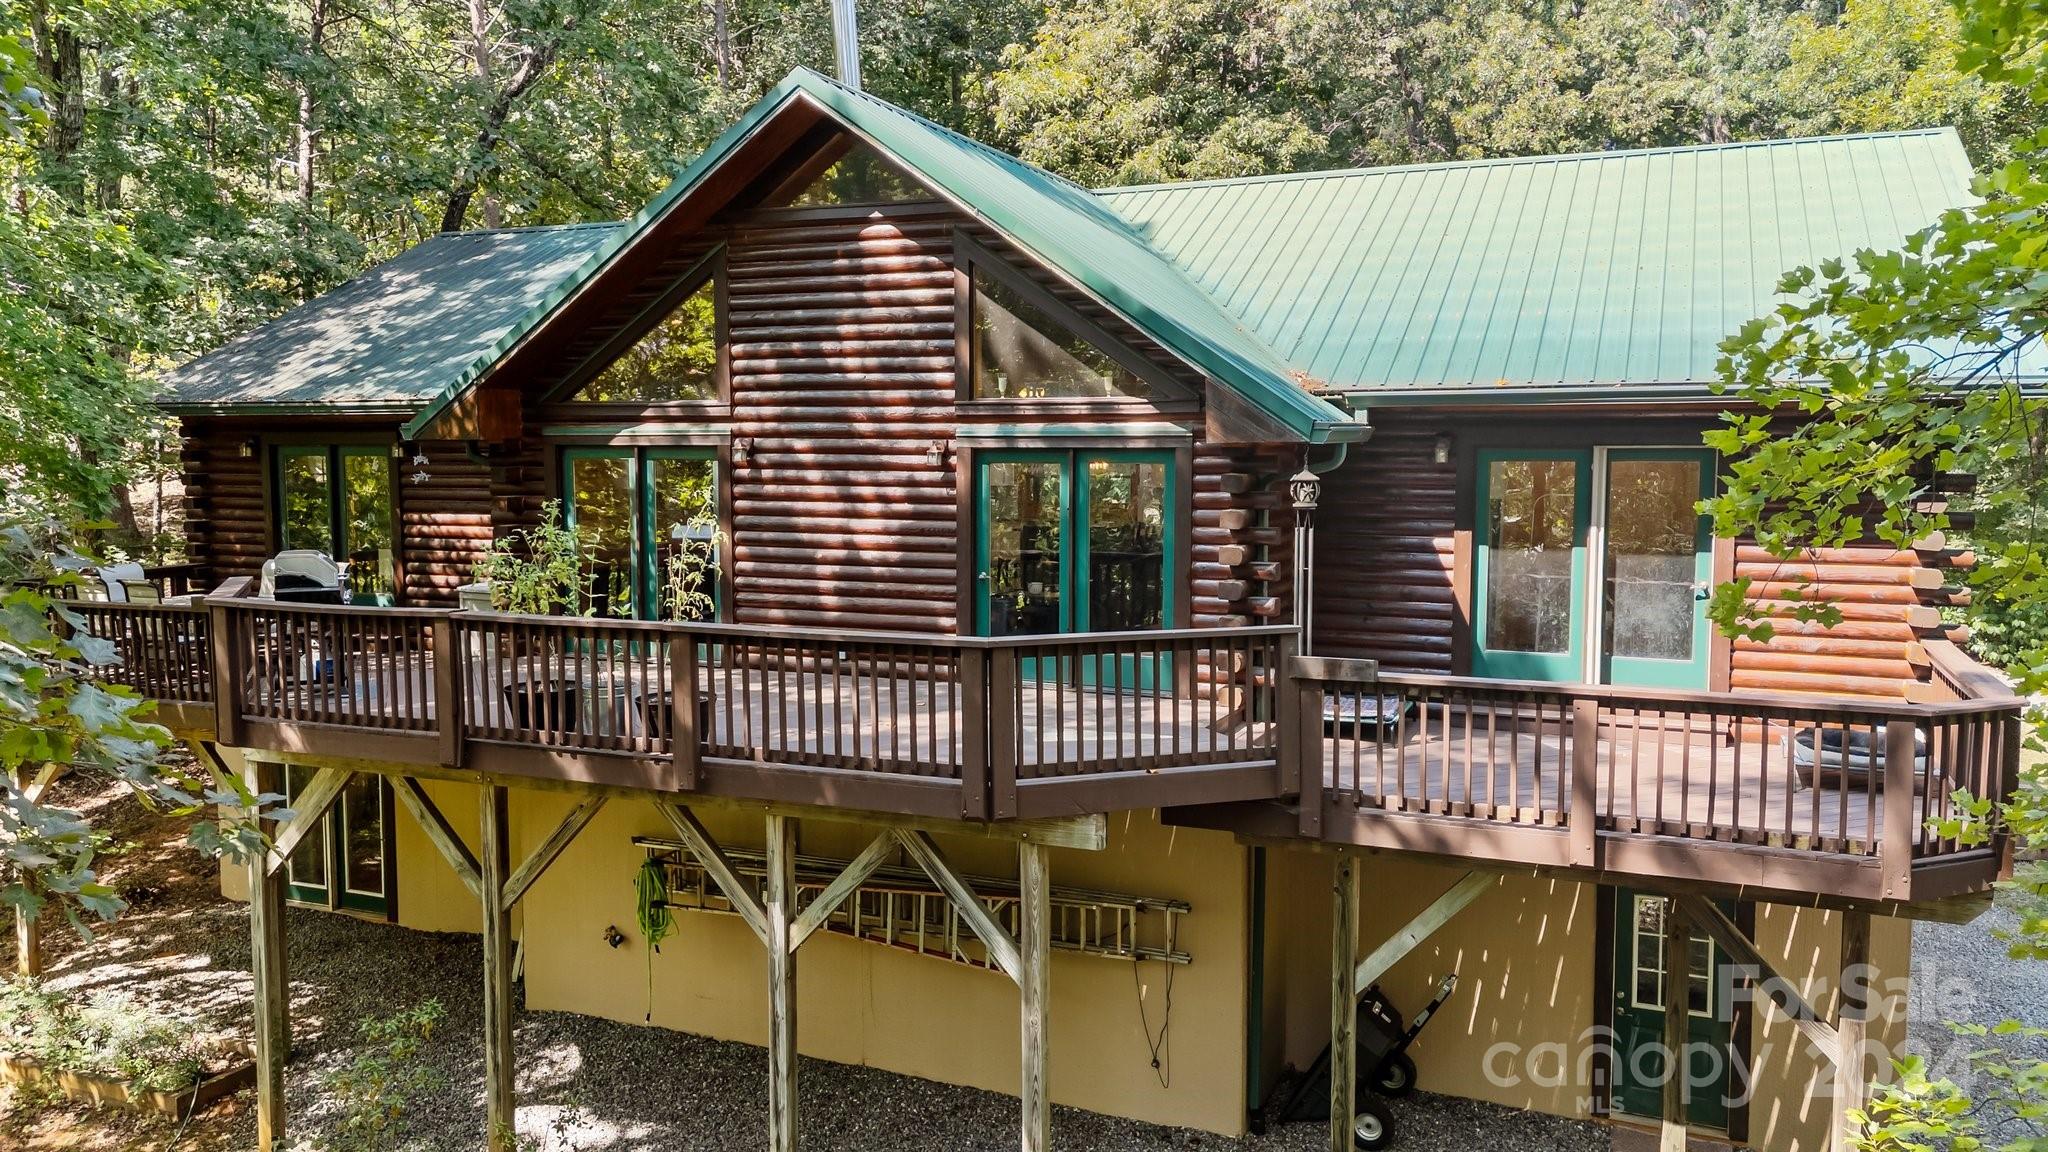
[156, 580, 1293, 819]
[1291, 656, 2021, 895]
[69, 599, 213, 708]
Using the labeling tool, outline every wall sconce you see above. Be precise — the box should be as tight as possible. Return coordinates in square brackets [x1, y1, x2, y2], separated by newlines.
[732, 437, 753, 466]
[925, 441, 952, 469]
[391, 441, 409, 459]
[237, 437, 258, 459]
[1433, 433, 1453, 466]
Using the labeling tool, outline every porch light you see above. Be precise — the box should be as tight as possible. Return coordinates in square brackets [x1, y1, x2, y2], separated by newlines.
[925, 441, 951, 469]
[732, 437, 752, 466]
[1433, 433, 1452, 465]
[237, 437, 258, 459]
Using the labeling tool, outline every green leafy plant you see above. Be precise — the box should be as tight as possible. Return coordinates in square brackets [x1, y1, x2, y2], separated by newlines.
[658, 521, 722, 624]
[481, 501, 582, 615]
[0, 977, 224, 1095]
[317, 999, 447, 1152]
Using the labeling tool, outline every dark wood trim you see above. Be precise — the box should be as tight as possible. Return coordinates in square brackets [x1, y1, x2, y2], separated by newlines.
[954, 442, 978, 635]
[536, 402, 733, 426]
[1174, 442, 1196, 629]
[956, 398, 1202, 421]
[1011, 761, 1280, 818]
[715, 438, 737, 624]
[1450, 431, 1476, 676]
[950, 228, 1193, 404]
[544, 425, 732, 447]
[1590, 883, 1615, 1119]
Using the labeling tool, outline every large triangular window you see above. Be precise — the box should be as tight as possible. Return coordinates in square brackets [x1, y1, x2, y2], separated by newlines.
[565, 268, 720, 404]
[781, 141, 936, 208]
[967, 245, 1161, 401]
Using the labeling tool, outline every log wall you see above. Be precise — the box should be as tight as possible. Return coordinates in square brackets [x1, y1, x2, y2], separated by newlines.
[179, 419, 269, 584]
[1311, 429, 1458, 672]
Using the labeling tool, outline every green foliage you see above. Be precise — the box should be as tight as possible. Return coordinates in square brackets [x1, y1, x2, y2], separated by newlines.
[0, 977, 226, 1094]
[315, 999, 447, 1152]
[481, 500, 582, 614]
[0, 517, 270, 932]
[633, 856, 672, 1021]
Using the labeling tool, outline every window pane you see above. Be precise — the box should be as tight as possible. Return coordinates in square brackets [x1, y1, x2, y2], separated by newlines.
[573, 279, 718, 403]
[651, 456, 718, 622]
[1087, 460, 1165, 631]
[569, 455, 636, 619]
[341, 451, 394, 599]
[1485, 459, 1578, 654]
[784, 143, 933, 207]
[972, 272, 1150, 400]
[341, 775, 385, 897]
[279, 451, 331, 554]
[1604, 459, 1703, 663]
[986, 461, 1064, 636]
[283, 765, 327, 892]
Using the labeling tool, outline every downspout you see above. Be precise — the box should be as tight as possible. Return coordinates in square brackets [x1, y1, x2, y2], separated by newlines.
[1288, 442, 1352, 657]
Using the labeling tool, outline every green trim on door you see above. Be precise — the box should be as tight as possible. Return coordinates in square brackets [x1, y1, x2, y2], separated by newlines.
[1601, 449, 1715, 690]
[562, 446, 718, 621]
[1472, 449, 1592, 681]
[1609, 889, 1735, 1131]
[973, 448, 1177, 638]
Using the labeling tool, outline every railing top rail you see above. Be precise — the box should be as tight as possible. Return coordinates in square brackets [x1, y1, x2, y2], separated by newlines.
[453, 606, 1298, 651]
[1923, 638, 2022, 704]
[215, 598, 458, 621]
[1296, 661, 2020, 722]
[65, 599, 210, 617]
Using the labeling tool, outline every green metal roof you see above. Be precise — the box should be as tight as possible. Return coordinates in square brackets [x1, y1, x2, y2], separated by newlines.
[399, 67, 1368, 444]
[1098, 129, 1981, 402]
[159, 223, 621, 414]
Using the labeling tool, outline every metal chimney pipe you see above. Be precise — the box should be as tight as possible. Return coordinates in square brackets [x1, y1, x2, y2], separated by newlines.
[831, 0, 862, 89]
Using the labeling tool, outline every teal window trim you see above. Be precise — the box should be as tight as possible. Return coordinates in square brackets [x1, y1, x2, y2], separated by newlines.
[971, 446, 1178, 637]
[1599, 447, 1716, 690]
[273, 444, 398, 586]
[1471, 447, 1592, 682]
[561, 444, 720, 620]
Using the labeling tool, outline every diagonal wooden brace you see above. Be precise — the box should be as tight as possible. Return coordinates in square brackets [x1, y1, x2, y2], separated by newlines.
[264, 768, 350, 876]
[501, 795, 606, 912]
[1354, 870, 1491, 997]
[789, 831, 895, 953]
[658, 801, 769, 945]
[391, 776, 481, 898]
[896, 829, 1021, 984]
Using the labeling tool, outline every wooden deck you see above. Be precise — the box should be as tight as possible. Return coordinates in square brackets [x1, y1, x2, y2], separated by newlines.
[74, 591, 2023, 906]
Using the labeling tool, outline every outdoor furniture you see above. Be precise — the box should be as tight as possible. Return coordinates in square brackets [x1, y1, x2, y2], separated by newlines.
[1789, 725, 1930, 793]
[261, 550, 344, 604]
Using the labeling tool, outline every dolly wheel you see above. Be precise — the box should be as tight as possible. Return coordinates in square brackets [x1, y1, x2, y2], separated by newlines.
[1372, 1052, 1417, 1098]
[1352, 1097, 1394, 1150]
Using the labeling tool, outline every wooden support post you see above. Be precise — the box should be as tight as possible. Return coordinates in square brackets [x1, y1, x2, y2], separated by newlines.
[1329, 852, 1358, 1152]
[209, 598, 244, 746]
[766, 813, 798, 1152]
[1660, 898, 1690, 1152]
[670, 637, 700, 789]
[1880, 720, 1917, 900]
[990, 648, 1020, 819]
[1019, 840, 1050, 1152]
[959, 649, 988, 820]
[12, 765, 56, 979]
[1833, 910, 1873, 1152]
[433, 616, 463, 767]
[1570, 699, 1599, 867]
[478, 786, 516, 1152]
[1353, 871, 1489, 997]
[246, 760, 289, 1151]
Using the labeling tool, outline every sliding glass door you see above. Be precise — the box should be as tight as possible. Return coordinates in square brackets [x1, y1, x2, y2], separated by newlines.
[975, 449, 1172, 641]
[1473, 447, 1712, 688]
[275, 444, 397, 603]
[561, 447, 717, 621]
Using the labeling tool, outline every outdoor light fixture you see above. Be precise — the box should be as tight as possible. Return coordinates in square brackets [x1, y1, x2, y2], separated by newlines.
[732, 437, 753, 466]
[925, 441, 951, 469]
[237, 437, 258, 459]
[1288, 468, 1322, 513]
[1433, 433, 1452, 465]
[391, 441, 409, 459]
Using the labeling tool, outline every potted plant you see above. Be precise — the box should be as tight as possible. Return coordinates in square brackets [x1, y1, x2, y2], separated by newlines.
[476, 502, 584, 732]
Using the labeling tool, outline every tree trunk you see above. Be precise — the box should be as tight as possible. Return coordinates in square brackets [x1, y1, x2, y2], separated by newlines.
[440, 25, 559, 233]
[712, 0, 731, 91]
[32, 3, 86, 203]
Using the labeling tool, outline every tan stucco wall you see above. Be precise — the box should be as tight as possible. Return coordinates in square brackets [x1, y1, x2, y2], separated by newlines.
[1266, 848, 1602, 1117]
[391, 778, 483, 935]
[1265, 848, 1914, 1150]
[509, 799, 1252, 1136]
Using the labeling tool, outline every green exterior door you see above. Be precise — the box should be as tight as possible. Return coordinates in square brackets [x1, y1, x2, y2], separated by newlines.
[974, 449, 1175, 684]
[562, 447, 717, 621]
[1610, 890, 1735, 1131]
[1599, 450, 1714, 689]
[1473, 450, 1591, 681]
[1472, 447, 1713, 689]
[282, 767, 393, 918]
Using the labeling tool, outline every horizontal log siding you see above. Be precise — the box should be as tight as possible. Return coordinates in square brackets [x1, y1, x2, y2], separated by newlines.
[397, 441, 492, 605]
[1312, 430, 1457, 671]
[1192, 446, 1293, 629]
[488, 434, 547, 546]
[1732, 543, 1964, 699]
[179, 420, 269, 586]
[726, 211, 961, 633]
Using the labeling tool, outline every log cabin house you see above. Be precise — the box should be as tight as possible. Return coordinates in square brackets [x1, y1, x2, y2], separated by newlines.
[88, 68, 2026, 1152]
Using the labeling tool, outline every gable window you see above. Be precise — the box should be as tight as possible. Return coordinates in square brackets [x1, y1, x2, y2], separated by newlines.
[275, 444, 396, 602]
[782, 141, 935, 208]
[958, 235, 1178, 404]
[561, 252, 723, 406]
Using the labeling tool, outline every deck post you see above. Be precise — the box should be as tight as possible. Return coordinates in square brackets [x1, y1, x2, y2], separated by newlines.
[766, 813, 798, 1152]
[1569, 699, 1599, 866]
[670, 637, 700, 789]
[479, 785, 516, 1152]
[246, 759, 289, 1151]
[1659, 898, 1690, 1152]
[1019, 840, 1050, 1152]
[1329, 851, 1358, 1152]
[12, 765, 55, 978]
[433, 616, 463, 767]
[1879, 719, 1917, 900]
[1296, 668, 1325, 838]
[1832, 909, 1873, 1152]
